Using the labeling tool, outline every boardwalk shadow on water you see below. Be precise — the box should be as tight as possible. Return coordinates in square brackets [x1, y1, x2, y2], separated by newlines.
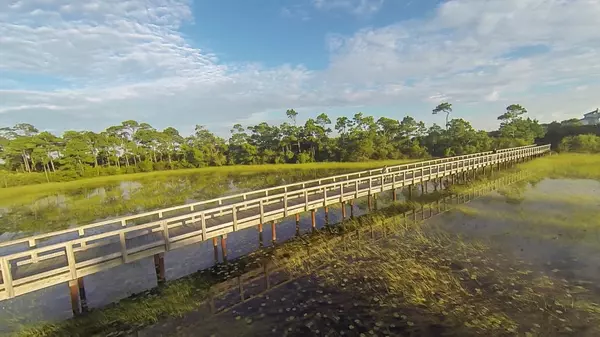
[138, 175, 600, 337]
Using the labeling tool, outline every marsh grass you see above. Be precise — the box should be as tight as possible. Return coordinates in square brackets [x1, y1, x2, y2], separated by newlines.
[274, 214, 600, 336]
[0, 160, 415, 206]
[10, 183, 448, 337]
[0, 160, 416, 235]
[11, 163, 600, 336]
[518, 153, 600, 180]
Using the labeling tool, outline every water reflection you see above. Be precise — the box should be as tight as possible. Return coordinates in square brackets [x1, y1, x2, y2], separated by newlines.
[0, 168, 356, 332]
[0, 169, 353, 238]
[431, 178, 600, 290]
[3, 174, 598, 335]
[138, 177, 600, 337]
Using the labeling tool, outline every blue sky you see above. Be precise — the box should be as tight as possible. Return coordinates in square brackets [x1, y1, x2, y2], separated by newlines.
[1, 0, 599, 136]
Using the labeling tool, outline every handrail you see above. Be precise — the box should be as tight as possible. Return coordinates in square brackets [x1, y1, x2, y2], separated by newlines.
[0, 144, 550, 301]
[0, 144, 537, 252]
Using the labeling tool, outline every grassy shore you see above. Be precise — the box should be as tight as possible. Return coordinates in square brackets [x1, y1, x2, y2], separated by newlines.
[519, 153, 600, 180]
[0, 159, 415, 207]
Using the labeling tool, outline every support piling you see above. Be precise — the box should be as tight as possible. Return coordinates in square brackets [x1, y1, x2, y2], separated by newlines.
[212, 237, 219, 264]
[154, 253, 165, 284]
[221, 235, 228, 262]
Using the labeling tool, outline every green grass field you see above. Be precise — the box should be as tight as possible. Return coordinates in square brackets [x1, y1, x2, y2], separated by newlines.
[519, 153, 600, 180]
[0, 159, 416, 207]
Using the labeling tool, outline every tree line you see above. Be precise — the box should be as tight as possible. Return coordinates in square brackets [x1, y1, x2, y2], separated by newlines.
[0, 102, 596, 185]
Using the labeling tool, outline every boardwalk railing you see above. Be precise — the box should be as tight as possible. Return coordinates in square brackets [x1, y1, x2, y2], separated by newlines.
[0, 144, 549, 302]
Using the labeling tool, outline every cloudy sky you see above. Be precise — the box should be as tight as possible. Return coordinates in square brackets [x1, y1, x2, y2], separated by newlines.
[1, 0, 599, 136]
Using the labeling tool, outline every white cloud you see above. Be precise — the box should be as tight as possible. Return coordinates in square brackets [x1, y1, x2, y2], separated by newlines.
[322, 0, 600, 124]
[280, 5, 311, 21]
[312, 0, 385, 16]
[485, 90, 500, 102]
[1, 0, 600, 134]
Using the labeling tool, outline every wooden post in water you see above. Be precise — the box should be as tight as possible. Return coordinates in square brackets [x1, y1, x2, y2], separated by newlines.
[421, 183, 425, 195]
[324, 207, 329, 226]
[221, 235, 228, 262]
[408, 185, 413, 200]
[258, 222, 264, 248]
[373, 194, 378, 211]
[311, 209, 316, 232]
[367, 195, 373, 211]
[341, 201, 346, 220]
[425, 181, 428, 194]
[271, 220, 277, 244]
[350, 200, 355, 218]
[392, 188, 397, 202]
[295, 213, 301, 236]
[78, 277, 88, 313]
[212, 237, 219, 264]
[68, 280, 81, 316]
[154, 253, 165, 284]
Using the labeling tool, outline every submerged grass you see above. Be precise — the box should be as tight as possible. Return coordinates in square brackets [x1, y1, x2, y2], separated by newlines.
[452, 194, 600, 248]
[275, 215, 600, 336]
[11, 248, 275, 337]
[11, 161, 600, 336]
[10, 185, 446, 336]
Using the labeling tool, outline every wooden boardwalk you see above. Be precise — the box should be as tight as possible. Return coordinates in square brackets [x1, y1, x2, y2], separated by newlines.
[0, 144, 550, 309]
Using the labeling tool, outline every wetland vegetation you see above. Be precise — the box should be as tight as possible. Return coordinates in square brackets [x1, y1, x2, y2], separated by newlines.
[11, 157, 600, 336]
[2, 103, 600, 336]
[0, 160, 416, 237]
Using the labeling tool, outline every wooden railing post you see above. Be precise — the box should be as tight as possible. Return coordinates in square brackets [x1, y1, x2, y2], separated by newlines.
[29, 239, 38, 263]
[119, 232, 128, 263]
[232, 205, 238, 231]
[200, 212, 207, 240]
[304, 190, 309, 211]
[0, 258, 14, 299]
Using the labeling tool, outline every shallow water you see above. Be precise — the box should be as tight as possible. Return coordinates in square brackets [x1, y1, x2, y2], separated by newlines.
[4, 176, 598, 335]
[0, 168, 388, 333]
[431, 178, 600, 288]
[138, 177, 600, 337]
[0, 168, 367, 240]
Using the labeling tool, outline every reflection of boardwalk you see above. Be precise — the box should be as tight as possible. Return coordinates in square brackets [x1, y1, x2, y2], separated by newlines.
[137, 171, 527, 337]
[0, 145, 549, 310]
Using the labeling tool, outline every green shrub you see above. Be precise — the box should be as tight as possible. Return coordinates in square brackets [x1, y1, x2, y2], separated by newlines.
[558, 134, 600, 153]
